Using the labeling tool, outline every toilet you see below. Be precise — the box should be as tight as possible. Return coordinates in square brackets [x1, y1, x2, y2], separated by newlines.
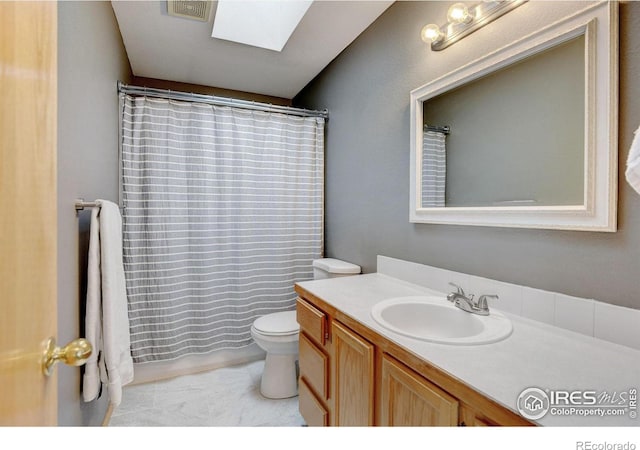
[251, 258, 361, 399]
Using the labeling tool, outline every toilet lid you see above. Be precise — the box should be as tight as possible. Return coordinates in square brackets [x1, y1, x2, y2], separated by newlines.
[253, 311, 300, 336]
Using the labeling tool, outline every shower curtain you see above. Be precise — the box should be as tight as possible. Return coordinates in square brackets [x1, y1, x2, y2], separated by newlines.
[120, 95, 324, 362]
[421, 129, 446, 207]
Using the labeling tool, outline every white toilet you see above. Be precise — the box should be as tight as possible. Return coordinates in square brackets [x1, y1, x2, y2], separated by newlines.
[251, 258, 361, 399]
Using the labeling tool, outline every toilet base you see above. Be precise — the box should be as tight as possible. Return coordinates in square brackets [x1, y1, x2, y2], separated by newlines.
[260, 352, 298, 399]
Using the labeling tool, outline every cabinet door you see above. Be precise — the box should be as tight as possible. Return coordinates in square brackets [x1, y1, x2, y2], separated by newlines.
[460, 404, 495, 426]
[332, 321, 375, 426]
[380, 354, 459, 426]
[459, 402, 532, 426]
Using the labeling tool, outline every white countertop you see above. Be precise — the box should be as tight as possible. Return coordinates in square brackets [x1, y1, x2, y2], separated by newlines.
[297, 273, 640, 426]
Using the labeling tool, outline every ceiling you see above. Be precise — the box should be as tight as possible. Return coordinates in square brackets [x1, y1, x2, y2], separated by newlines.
[111, 1, 394, 99]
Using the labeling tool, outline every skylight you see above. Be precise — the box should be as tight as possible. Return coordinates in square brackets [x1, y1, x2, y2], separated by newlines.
[211, 0, 313, 52]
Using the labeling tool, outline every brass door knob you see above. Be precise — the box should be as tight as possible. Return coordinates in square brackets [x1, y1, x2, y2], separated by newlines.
[42, 337, 92, 376]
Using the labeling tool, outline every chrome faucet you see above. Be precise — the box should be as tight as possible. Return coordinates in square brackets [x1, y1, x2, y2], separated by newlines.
[446, 282, 498, 316]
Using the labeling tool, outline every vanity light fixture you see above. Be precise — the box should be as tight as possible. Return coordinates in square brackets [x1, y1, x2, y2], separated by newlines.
[421, 24, 445, 44]
[447, 3, 474, 25]
[421, 0, 527, 51]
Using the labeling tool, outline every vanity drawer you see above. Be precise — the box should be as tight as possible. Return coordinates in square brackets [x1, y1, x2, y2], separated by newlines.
[299, 332, 329, 400]
[299, 378, 328, 426]
[296, 297, 327, 346]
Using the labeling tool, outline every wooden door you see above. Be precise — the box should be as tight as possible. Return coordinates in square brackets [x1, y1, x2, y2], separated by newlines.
[0, 1, 58, 425]
[332, 321, 374, 426]
[379, 354, 459, 426]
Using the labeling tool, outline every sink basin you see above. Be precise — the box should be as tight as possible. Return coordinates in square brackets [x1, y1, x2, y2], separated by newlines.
[370, 296, 512, 345]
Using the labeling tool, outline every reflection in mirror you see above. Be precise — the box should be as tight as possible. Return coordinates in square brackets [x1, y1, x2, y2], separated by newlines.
[421, 35, 585, 208]
[410, 2, 617, 231]
[421, 126, 449, 207]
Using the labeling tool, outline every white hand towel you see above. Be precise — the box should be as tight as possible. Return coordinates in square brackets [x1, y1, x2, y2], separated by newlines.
[82, 200, 134, 406]
[82, 206, 102, 402]
[626, 124, 640, 195]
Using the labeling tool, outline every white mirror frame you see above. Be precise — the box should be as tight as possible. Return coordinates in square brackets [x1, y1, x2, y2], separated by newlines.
[410, 2, 618, 232]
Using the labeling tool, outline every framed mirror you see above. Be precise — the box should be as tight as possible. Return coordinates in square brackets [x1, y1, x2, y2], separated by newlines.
[410, 2, 617, 231]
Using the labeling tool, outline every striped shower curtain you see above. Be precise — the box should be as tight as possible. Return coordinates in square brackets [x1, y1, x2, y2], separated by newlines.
[421, 129, 446, 207]
[120, 95, 324, 362]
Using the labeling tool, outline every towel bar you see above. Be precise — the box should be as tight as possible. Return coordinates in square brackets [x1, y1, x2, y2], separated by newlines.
[75, 198, 100, 213]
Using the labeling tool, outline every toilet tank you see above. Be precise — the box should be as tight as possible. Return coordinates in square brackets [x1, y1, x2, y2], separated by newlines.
[312, 258, 361, 280]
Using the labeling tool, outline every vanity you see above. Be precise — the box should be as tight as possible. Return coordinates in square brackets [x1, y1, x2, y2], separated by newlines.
[296, 282, 531, 426]
[294, 256, 640, 427]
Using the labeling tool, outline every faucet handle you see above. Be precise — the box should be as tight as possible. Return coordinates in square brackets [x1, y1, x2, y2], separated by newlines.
[447, 282, 466, 302]
[477, 294, 499, 310]
[448, 282, 465, 295]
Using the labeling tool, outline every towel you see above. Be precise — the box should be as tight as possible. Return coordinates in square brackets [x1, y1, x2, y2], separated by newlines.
[82, 206, 102, 402]
[626, 124, 640, 195]
[82, 200, 134, 406]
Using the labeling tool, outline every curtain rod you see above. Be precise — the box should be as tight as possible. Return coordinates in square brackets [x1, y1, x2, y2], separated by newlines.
[424, 124, 450, 135]
[117, 81, 328, 119]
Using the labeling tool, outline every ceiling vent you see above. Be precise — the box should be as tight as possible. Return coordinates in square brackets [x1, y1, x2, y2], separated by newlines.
[167, 1, 212, 22]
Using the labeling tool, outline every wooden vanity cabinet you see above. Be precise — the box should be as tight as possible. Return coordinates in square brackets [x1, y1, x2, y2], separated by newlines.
[379, 354, 458, 426]
[458, 404, 506, 426]
[296, 297, 375, 426]
[298, 379, 328, 426]
[332, 320, 375, 426]
[295, 292, 533, 427]
[296, 297, 330, 426]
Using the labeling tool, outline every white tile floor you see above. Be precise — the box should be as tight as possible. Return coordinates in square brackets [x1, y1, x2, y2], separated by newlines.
[109, 360, 305, 427]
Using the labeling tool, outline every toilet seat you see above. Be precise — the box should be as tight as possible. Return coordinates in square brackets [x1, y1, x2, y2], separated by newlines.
[252, 311, 299, 336]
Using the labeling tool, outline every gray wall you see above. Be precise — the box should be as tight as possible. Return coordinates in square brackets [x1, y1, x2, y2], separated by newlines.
[58, 1, 132, 425]
[423, 36, 584, 207]
[295, 1, 640, 309]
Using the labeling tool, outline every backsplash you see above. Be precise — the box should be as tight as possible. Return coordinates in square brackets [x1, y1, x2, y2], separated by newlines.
[377, 256, 640, 351]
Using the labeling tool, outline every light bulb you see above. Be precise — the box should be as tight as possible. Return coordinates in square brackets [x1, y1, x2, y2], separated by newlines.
[447, 3, 474, 24]
[421, 24, 444, 44]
